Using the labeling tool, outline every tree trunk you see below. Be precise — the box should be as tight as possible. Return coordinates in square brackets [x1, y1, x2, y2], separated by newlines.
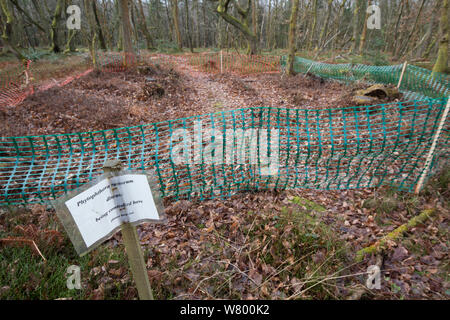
[318, 0, 333, 51]
[202, 0, 207, 47]
[267, 0, 271, 50]
[432, 0, 448, 73]
[308, 0, 317, 51]
[391, 0, 405, 54]
[349, 0, 361, 53]
[64, 29, 77, 53]
[216, 0, 258, 55]
[172, 0, 182, 50]
[120, 0, 134, 53]
[50, 0, 64, 53]
[31, 0, 49, 30]
[184, 0, 194, 52]
[333, 0, 348, 50]
[417, 0, 440, 57]
[396, 0, 427, 58]
[84, 0, 98, 64]
[10, 0, 46, 34]
[99, 0, 113, 49]
[297, 0, 310, 50]
[286, 0, 299, 76]
[193, 0, 200, 47]
[252, 0, 258, 42]
[358, 2, 369, 54]
[163, 0, 174, 42]
[115, 0, 123, 50]
[137, 0, 154, 49]
[424, 34, 437, 59]
[0, 0, 25, 59]
[92, 0, 107, 50]
[131, 2, 141, 47]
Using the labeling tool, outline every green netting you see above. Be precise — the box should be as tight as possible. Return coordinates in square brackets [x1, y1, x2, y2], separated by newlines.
[0, 98, 448, 206]
[281, 56, 449, 100]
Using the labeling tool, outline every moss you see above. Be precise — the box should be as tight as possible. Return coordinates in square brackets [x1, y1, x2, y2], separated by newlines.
[291, 196, 326, 213]
[356, 209, 435, 262]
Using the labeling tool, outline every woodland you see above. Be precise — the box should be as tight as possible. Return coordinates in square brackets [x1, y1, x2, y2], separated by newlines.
[0, 0, 448, 301]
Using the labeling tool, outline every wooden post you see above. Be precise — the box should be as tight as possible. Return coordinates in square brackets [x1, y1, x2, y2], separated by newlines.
[121, 222, 154, 300]
[24, 60, 30, 85]
[103, 160, 154, 300]
[397, 61, 408, 89]
[305, 61, 316, 77]
[415, 98, 450, 194]
[220, 50, 223, 73]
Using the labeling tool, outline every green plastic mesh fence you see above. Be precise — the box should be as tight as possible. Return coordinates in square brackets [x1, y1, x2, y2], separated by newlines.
[0, 98, 448, 206]
[280, 56, 449, 100]
[1, 54, 449, 206]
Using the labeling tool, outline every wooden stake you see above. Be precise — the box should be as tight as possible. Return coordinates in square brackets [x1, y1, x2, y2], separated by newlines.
[415, 98, 450, 194]
[121, 222, 154, 300]
[397, 61, 408, 89]
[220, 50, 223, 73]
[103, 160, 154, 300]
[304, 62, 315, 76]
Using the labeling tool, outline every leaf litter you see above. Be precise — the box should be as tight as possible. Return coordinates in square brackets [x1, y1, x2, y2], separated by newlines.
[0, 57, 448, 300]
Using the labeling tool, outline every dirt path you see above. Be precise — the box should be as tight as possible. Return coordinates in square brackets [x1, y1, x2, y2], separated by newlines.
[169, 55, 255, 113]
[170, 55, 352, 113]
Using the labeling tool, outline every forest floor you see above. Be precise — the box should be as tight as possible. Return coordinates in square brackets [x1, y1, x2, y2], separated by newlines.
[0, 56, 448, 300]
[1, 54, 362, 136]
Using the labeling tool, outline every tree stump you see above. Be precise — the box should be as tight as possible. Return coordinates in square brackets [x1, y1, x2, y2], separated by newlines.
[142, 82, 164, 98]
[353, 84, 402, 105]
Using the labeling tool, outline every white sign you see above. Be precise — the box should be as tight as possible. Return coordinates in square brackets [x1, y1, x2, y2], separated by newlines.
[65, 174, 160, 247]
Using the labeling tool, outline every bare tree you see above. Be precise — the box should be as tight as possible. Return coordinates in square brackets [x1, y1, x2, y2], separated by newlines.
[92, 0, 107, 50]
[215, 0, 258, 54]
[172, 0, 182, 49]
[286, 0, 299, 75]
[137, 0, 154, 49]
[0, 0, 25, 59]
[120, 0, 134, 56]
[433, 0, 448, 73]
[50, 0, 64, 53]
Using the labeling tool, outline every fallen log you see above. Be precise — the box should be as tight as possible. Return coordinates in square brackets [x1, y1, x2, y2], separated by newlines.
[353, 84, 402, 105]
[355, 208, 435, 262]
